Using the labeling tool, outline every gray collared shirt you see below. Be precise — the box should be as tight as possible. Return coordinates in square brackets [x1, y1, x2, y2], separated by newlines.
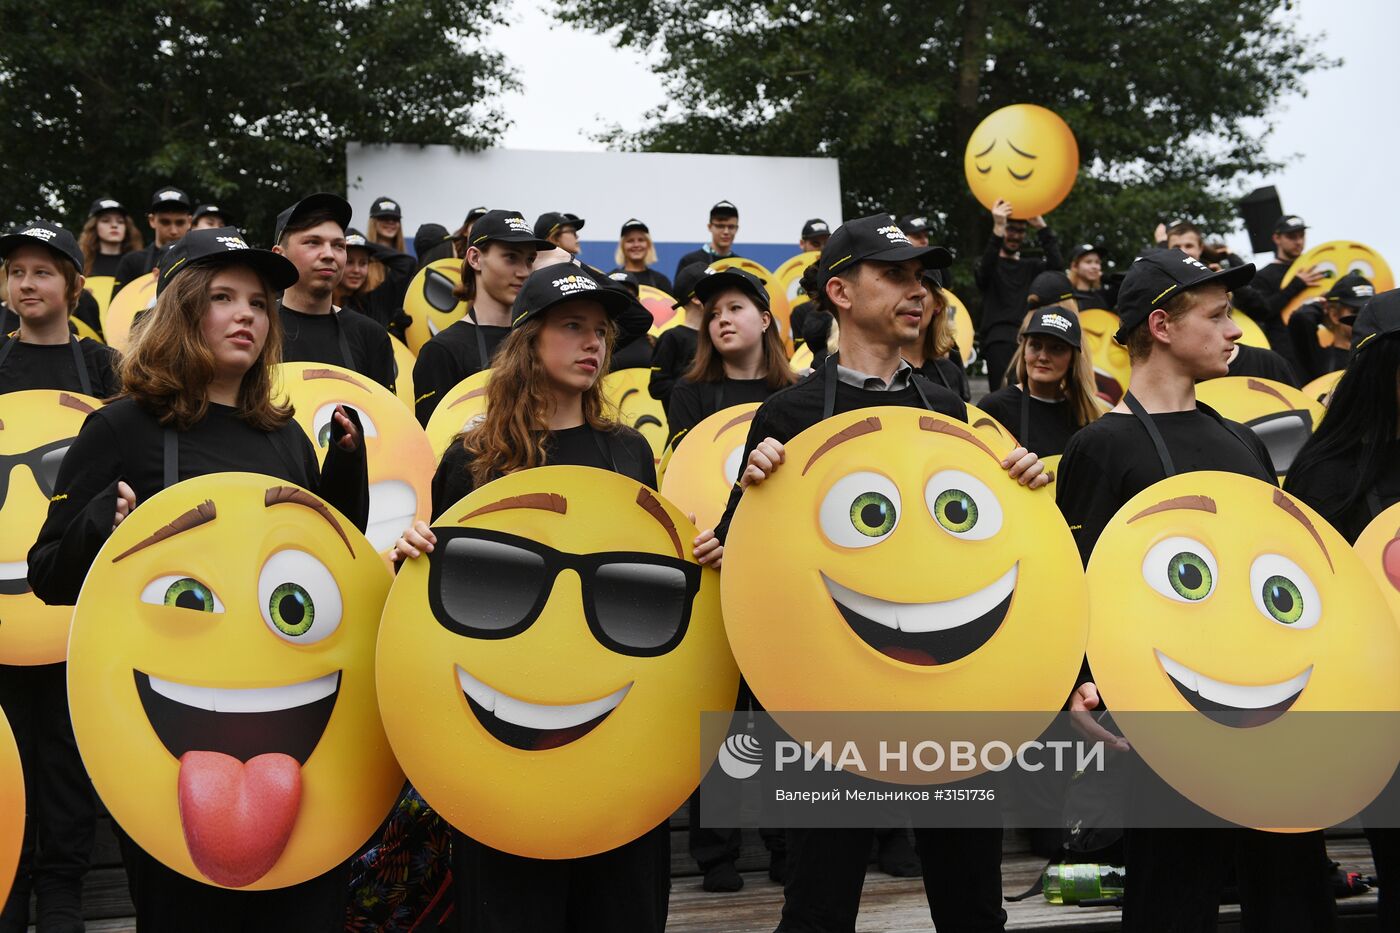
[834, 358, 915, 391]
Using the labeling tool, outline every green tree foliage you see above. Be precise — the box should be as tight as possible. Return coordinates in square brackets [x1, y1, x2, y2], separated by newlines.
[559, 0, 1332, 291]
[0, 0, 514, 243]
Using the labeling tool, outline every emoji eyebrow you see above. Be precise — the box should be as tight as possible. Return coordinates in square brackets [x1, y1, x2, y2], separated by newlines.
[265, 485, 353, 556]
[918, 416, 1001, 463]
[635, 487, 683, 559]
[1272, 489, 1332, 572]
[1008, 141, 1037, 159]
[59, 393, 95, 415]
[1313, 245, 1336, 254]
[303, 367, 367, 390]
[113, 500, 217, 563]
[462, 493, 567, 522]
[974, 139, 996, 157]
[715, 409, 756, 440]
[1128, 495, 1216, 523]
[1245, 378, 1294, 409]
[971, 417, 1004, 437]
[1348, 244, 1370, 251]
[447, 387, 489, 410]
[803, 417, 881, 475]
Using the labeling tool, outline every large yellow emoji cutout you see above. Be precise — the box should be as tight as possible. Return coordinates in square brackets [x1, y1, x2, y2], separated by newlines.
[0, 707, 21, 907]
[67, 473, 403, 888]
[602, 368, 669, 465]
[1195, 376, 1325, 477]
[1085, 472, 1400, 829]
[1302, 369, 1345, 406]
[389, 335, 416, 409]
[1280, 241, 1394, 322]
[721, 407, 1088, 765]
[403, 258, 469, 354]
[1355, 503, 1400, 623]
[274, 362, 435, 554]
[376, 466, 738, 859]
[965, 104, 1079, 218]
[1079, 309, 1131, 405]
[0, 390, 102, 665]
[423, 369, 492, 459]
[660, 403, 761, 532]
[102, 272, 158, 352]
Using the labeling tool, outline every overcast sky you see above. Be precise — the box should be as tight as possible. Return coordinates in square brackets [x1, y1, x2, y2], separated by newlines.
[489, 0, 1396, 267]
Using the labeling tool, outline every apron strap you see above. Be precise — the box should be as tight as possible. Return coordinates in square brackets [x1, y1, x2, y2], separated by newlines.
[822, 353, 839, 420]
[1019, 385, 1031, 451]
[70, 336, 92, 396]
[468, 310, 490, 367]
[1123, 391, 1177, 478]
[162, 428, 179, 489]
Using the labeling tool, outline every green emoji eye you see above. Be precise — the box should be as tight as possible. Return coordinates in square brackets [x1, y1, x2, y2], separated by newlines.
[1259, 575, 1304, 625]
[1250, 554, 1320, 628]
[932, 489, 978, 533]
[1167, 552, 1213, 600]
[165, 578, 215, 612]
[316, 423, 334, 447]
[268, 582, 314, 636]
[1142, 537, 1218, 604]
[849, 492, 897, 537]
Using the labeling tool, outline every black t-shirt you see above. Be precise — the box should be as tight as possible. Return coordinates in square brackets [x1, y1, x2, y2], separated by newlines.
[976, 385, 1082, 458]
[1223, 343, 1299, 387]
[648, 325, 699, 411]
[1284, 440, 1400, 545]
[609, 267, 674, 295]
[972, 229, 1064, 341]
[714, 366, 967, 541]
[412, 319, 512, 426]
[1286, 305, 1348, 384]
[27, 398, 368, 606]
[1056, 409, 1276, 566]
[1073, 288, 1109, 311]
[89, 252, 123, 278]
[431, 423, 658, 517]
[278, 303, 395, 393]
[341, 248, 416, 340]
[0, 336, 120, 397]
[674, 248, 741, 283]
[666, 377, 775, 447]
[609, 338, 654, 373]
[113, 243, 169, 292]
[914, 355, 970, 402]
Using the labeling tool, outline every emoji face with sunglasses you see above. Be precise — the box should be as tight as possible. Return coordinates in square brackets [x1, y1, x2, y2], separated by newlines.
[0, 390, 101, 664]
[376, 465, 738, 859]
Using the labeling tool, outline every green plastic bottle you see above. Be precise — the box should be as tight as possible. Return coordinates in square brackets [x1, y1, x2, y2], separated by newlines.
[1041, 863, 1125, 904]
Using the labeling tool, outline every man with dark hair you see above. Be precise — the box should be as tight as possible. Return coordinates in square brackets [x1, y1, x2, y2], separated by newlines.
[1164, 220, 1205, 260]
[974, 198, 1064, 391]
[1239, 215, 1323, 371]
[897, 213, 930, 248]
[798, 218, 831, 253]
[272, 192, 395, 391]
[675, 201, 741, 281]
[113, 186, 194, 291]
[1059, 248, 1335, 933]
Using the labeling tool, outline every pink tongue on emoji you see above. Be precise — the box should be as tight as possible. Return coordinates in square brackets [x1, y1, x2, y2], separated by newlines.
[177, 751, 302, 888]
[1383, 538, 1400, 593]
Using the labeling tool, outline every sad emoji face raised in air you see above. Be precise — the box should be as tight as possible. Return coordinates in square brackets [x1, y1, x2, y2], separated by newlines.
[964, 104, 1080, 218]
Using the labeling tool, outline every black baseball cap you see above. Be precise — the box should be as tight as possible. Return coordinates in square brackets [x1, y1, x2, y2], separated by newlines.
[1027, 270, 1075, 310]
[817, 213, 952, 288]
[897, 213, 929, 236]
[156, 226, 299, 296]
[534, 212, 586, 240]
[414, 223, 450, 256]
[463, 206, 489, 226]
[709, 200, 739, 220]
[274, 192, 352, 244]
[0, 221, 84, 271]
[149, 187, 193, 213]
[620, 218, 649, 236]
[694, 266, 770, 313]
[88, 197, 128, 218]
[1023, 306, 1082, 349]
[1324, 271, 1375, 312]
[1273, 215, 1307, 235]
[511, 261, 632, 328]
[369, 196, 402, 219]
[344, 228, 370, 250]
[1351, 290, 1400, 354]
[1113, 248, 1256, 343]
[801, 218, 831, 240]
[193, 204, 226, 224]
[469, 210, 553, 250]
[1069, 242, 1104, 263]
[607, 271, 641, 297]
[671, 262, 710, 308]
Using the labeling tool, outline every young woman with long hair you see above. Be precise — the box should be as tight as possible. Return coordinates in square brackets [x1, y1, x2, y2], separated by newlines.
[391, 262, 719, 932]
[366, 196, 405, 253]
[78, 197, 143, 278]
[610, 218, 673, 293]
[337, 227, 416, 341]
[27, 227, 367, 932]
[901, 270, 971, 401]
[666, 267, 795, 448]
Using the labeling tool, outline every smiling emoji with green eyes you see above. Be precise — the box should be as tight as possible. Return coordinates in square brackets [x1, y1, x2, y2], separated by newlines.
[720, 406, 1089, 761]
[66, 473, 402, 888]
[964, 104, 1080, 217]
[1086, 472, 1400, 829]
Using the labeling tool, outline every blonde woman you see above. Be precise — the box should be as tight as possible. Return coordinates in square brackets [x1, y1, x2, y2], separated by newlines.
[610, 218, 672, 292]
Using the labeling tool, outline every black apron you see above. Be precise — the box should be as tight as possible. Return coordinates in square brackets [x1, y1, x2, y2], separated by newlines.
[1122, 391, 1264, 479]
[821, 353, 937, 420]
[0, 333, 93, 395]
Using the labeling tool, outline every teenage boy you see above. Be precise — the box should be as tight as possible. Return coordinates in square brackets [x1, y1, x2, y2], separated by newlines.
[974, 198, 1064, 392]
[191, 204, 228, 230]
[273, 193, 395, 391]
[113, 186, 194, 290]
[1067, 243, 1108, 310]
[799, 218, 831, 253]
[1059, 248, 1335, 933]
[675, 201, 741, 281]
[1241, 214, 1323, 369]
[709, 215, 1049, 933]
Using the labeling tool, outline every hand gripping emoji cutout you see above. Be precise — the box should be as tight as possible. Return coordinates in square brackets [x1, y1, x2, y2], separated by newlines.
[0, 390, 102, 665]
[1085, 472, 1400, 830]
[376, 466, 739, 859]
[274, 362, 435, 554]
[0, 707, 21, 906]
[721, 407, 1088, 781]
[424, 369, 492, 459]
[1280, 241, 1394, 323]
[660, 403, 761, 532]
[403, 258, 469, 354]
[1195, 377, 1325, 477]
[66, 473, 403, 888]
[602, 368, 669, 466]
[964, 104, 1080, 218]
[1355, 502, 1400, 623]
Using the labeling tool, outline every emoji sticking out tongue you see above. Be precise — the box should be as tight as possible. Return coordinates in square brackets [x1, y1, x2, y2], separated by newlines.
[178, 751, 301, 888]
